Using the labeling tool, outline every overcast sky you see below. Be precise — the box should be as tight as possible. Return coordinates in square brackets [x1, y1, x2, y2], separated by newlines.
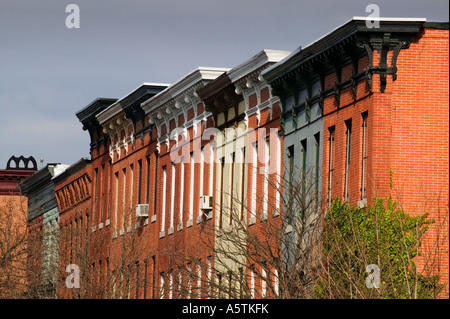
[0, 0, 448, 169]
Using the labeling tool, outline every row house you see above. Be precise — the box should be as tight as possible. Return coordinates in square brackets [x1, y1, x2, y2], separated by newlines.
[53, 158, 93, 298]
[197, 49, 291, 298]
[21, 17, 447, 299]
[139, 67, 229, 299]
[262, 18, 449, 296]
[18, 162, 69, 298]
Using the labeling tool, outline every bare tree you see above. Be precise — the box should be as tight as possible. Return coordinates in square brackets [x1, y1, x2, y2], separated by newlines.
[0, 196, 28, 298]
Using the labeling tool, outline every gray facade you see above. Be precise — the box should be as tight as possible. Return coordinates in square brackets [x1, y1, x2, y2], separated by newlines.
[262, 51, 324, 293]
[18, 163, 68, 298]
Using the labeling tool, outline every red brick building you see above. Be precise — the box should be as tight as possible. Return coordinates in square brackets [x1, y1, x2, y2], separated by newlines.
[53, 158, 93, 298]
[35, 17, 448, 299]
[264, 18, 449, 297]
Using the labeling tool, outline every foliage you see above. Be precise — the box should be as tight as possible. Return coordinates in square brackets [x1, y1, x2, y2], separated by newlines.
[315, 197, 444, 299]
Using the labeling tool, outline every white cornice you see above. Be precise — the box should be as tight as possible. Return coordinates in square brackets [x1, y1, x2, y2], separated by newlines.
[227, 49, 291, 84]
[141, 67, 229, 115]
[96, 102, 122, 125]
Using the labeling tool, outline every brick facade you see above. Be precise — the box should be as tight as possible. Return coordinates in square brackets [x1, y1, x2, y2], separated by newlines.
[18, 18, 448, 299]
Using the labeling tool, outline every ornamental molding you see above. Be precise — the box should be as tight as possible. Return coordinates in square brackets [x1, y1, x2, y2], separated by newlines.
[142, 68, 227, 139]
[102, 113, 134, 162]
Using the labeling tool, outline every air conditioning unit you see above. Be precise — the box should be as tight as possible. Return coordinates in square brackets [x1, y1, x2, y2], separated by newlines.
[199, 195, 213, 210]
[357, 198, 367, 208]
[136, 204, 149, 218]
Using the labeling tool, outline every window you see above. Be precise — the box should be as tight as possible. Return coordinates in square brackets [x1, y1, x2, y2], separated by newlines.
[344, 119, 352, 200]
[240, 147, 246, 221]
[209, 145, 214, 196]
[153, 154, 158, 217]
[314, 133, 320, 203]
[93, 168, 98, 226]
[197, 147, 205, 216]
[275, 133, 281, 214]
[219, 157, 225, 229]
[152, 256, 156, 299]
[287, 145, 295, 216]
[229, 152, 235, 225]
[189, 152, 195, 222]
[261, 266, 267, 298]
[146, 156, 150, 204]
[138, 160, 142, 204]
[274, 268, 279, 296]
[179, 157, 185, 227]
[161, 166, 167, 232]
[187, 263, 192, 299]
[178, 268, 183, 299]
[328, 127, 335, 208]
[361, 112, 368, 200]
[197, 263, 202, 299]
[107, 161, 111, 221]
[250, 265, 255, 299]
[135, 261, 140, 299]
[207, 257, 212, 299]
[169, 271, 173, 299]
[100, 164, 105, 223]
[170, 163, 176, 230]
[160, 272, 165, 299]
[129, 164, 133, 228]
[143, 259, 148, 299]
[217, 273, 222, 298]
[263, 137, 269, 218]
[199, 147, 204, 219]
[114, 172, 119, 231]
[250, 142, 258, 222]
[301, 139, 307, 195]
[122, 168, 127, 230]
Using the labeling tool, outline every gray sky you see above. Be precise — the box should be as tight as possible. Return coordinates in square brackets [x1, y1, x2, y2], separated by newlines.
[0, 0, 448, 169]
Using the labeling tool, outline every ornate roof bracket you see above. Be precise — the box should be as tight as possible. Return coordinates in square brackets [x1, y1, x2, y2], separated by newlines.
[357, 32, 412, 93]
[102, 114, 134, 162]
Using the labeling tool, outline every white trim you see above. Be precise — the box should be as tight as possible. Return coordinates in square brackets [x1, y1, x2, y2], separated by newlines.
[142, 67, 229, 114]
[352, 16, 426, 22]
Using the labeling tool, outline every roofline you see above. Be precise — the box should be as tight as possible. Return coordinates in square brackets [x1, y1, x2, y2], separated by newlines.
[352, 16, 426, 22]
[141, 67, 229, 114]
[96, 83, 170, 124]
[261, 17, 429, 84]
[18, 163, 67, 196]
[227, 49, 291, 83]
[52, 158, 92, 185]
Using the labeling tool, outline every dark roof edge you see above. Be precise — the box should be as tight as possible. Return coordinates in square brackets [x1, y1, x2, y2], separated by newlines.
[423, 22, 449, 29]
[261, 18, 431, 84]
[76, 98, 118, 121]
